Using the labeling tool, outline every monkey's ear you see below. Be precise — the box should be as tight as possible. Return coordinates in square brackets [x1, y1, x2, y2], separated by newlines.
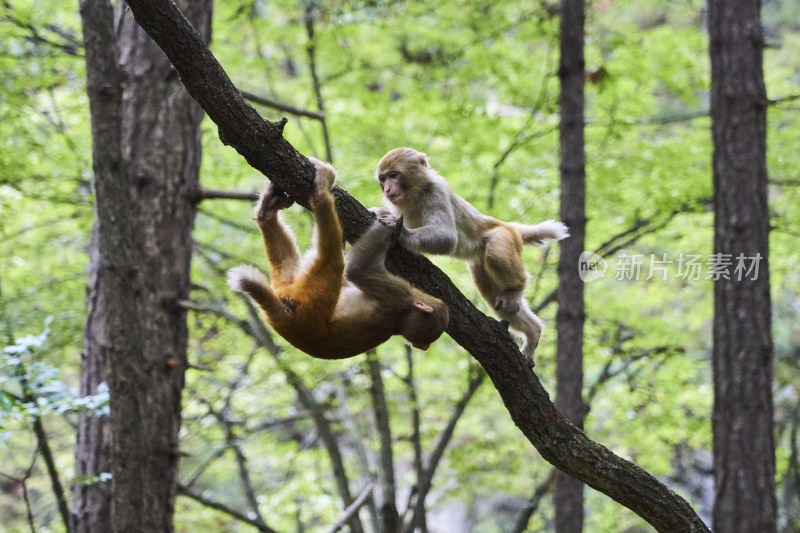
[418, 153, 428, 167]
[413, 299, 434, 313]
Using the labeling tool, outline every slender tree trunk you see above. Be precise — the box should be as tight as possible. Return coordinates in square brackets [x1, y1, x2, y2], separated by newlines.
[555, 0, 586, 531]
[367, 352, 400, 533]
[708, 1, 776, 532]
[114, 2, 211, 530]
[74, 2, 211, 531]
[75, 1, 147, 530]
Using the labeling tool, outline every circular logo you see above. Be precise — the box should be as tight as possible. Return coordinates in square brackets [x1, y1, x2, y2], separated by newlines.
[578, 251, 608, 282]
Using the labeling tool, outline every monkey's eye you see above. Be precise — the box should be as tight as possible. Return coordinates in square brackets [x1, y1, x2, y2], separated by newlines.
[388, 171, 400, 179]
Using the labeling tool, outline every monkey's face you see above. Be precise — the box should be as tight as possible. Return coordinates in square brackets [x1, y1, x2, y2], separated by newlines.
[377, 170, 406, 205]
[376, 148, 428, 207]
[400, 296, 450, 350]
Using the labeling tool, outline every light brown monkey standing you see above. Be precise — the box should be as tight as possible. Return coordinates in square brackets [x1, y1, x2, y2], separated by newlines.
[371, 148, 568, 366]
[227, 158, 449, 359]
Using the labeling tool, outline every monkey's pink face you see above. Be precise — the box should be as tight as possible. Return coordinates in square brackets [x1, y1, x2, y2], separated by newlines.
[377, 170, 405, 205]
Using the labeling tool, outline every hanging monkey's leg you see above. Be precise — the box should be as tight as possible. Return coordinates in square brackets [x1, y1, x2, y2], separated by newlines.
[254, 182, 301, 286]
[483, 226, 528, 315]
[294, 159, 344, 318]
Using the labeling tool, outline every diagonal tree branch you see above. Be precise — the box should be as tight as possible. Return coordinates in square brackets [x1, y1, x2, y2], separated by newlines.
[177, 484, 279, 533]
[122, 2, 709, 531]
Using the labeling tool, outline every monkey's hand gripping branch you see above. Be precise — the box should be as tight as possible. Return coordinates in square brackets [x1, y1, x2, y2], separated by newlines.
[119, 1, 710, 530]
[390, 214, 404, 244]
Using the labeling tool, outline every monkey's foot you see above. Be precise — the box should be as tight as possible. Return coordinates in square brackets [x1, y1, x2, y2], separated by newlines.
[494, 291, 522, 315]
[308, 157, 337, 202]
[520, 336, 539, 368]
[255, 183, 293, 222]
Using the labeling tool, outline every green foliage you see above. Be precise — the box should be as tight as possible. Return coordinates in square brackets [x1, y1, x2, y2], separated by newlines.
[1, 320, 109, 427]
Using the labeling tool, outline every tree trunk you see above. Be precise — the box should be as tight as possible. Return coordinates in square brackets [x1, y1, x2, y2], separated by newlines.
[75, 1, 148, 530]
[555, 1, 586, 532]
[708, 1, 776, 532]
[120, 2, 711, 530]
[115, 1, 211, 530]
[74, 1, 211, 531]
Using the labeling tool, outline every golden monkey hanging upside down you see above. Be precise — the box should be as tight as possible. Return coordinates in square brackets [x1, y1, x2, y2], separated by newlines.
[228, 158, 449, 359]
[371, 148, 568, 367]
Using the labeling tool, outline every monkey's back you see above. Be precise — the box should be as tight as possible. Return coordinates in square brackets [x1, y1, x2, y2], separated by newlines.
[264, 284, 396, 360]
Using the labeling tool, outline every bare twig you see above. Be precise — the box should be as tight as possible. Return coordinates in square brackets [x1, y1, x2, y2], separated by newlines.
[405, 371, 486, 533]
[0, 448, 40, 533]
[31, 417, 71, 533]
[195, 188, 259, 202]
[488, 41, 556, 210]
[510, 471, 555, 533]
[177, 484, 280, 533]
[533, 202, 706, 314]
[332, 380, 381, 533]
[241, 89, 325, 121]
[768, 178, 800, 187]
[0, 5, 83, 55]
[179, 290, 364, 533]
[18, 369, 71, 533]
[326, 483, 375, 533]
[197, 207, 255, 233]
[198, 395, 265, 526]
[304, 4, 333, 162]
[768, 93, 800, 105]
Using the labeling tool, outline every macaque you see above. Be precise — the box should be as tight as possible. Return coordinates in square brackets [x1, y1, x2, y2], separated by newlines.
[227, 158, 449, 359]
[372, 147, 568, 366]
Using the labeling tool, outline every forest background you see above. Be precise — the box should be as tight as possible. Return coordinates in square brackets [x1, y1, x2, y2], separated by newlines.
[1, 0, 799, 531]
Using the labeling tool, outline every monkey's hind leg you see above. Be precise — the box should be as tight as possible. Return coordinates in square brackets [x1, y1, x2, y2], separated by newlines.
[255, 183, 301, 285]
[483, 227, 528, 315]
[296, 158, 344, 317]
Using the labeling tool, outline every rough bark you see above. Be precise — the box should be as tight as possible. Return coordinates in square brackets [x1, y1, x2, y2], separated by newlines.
[75, 1, 148, 530]
[708, 1, 776, 531]
[71, 222, 114, 533]
[75, 2, 210, 531]
[114, 1, 211, 530]
[121, 1, 710, 530]
[555, 1, 587, 532]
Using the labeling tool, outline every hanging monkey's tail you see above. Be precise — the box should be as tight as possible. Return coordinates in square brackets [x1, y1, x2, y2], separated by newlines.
[227, 265, 283, 316]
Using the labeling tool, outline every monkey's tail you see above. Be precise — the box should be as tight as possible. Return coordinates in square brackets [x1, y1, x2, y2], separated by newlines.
[510, 220, 570, 245]
[227, 265, 281, 315]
